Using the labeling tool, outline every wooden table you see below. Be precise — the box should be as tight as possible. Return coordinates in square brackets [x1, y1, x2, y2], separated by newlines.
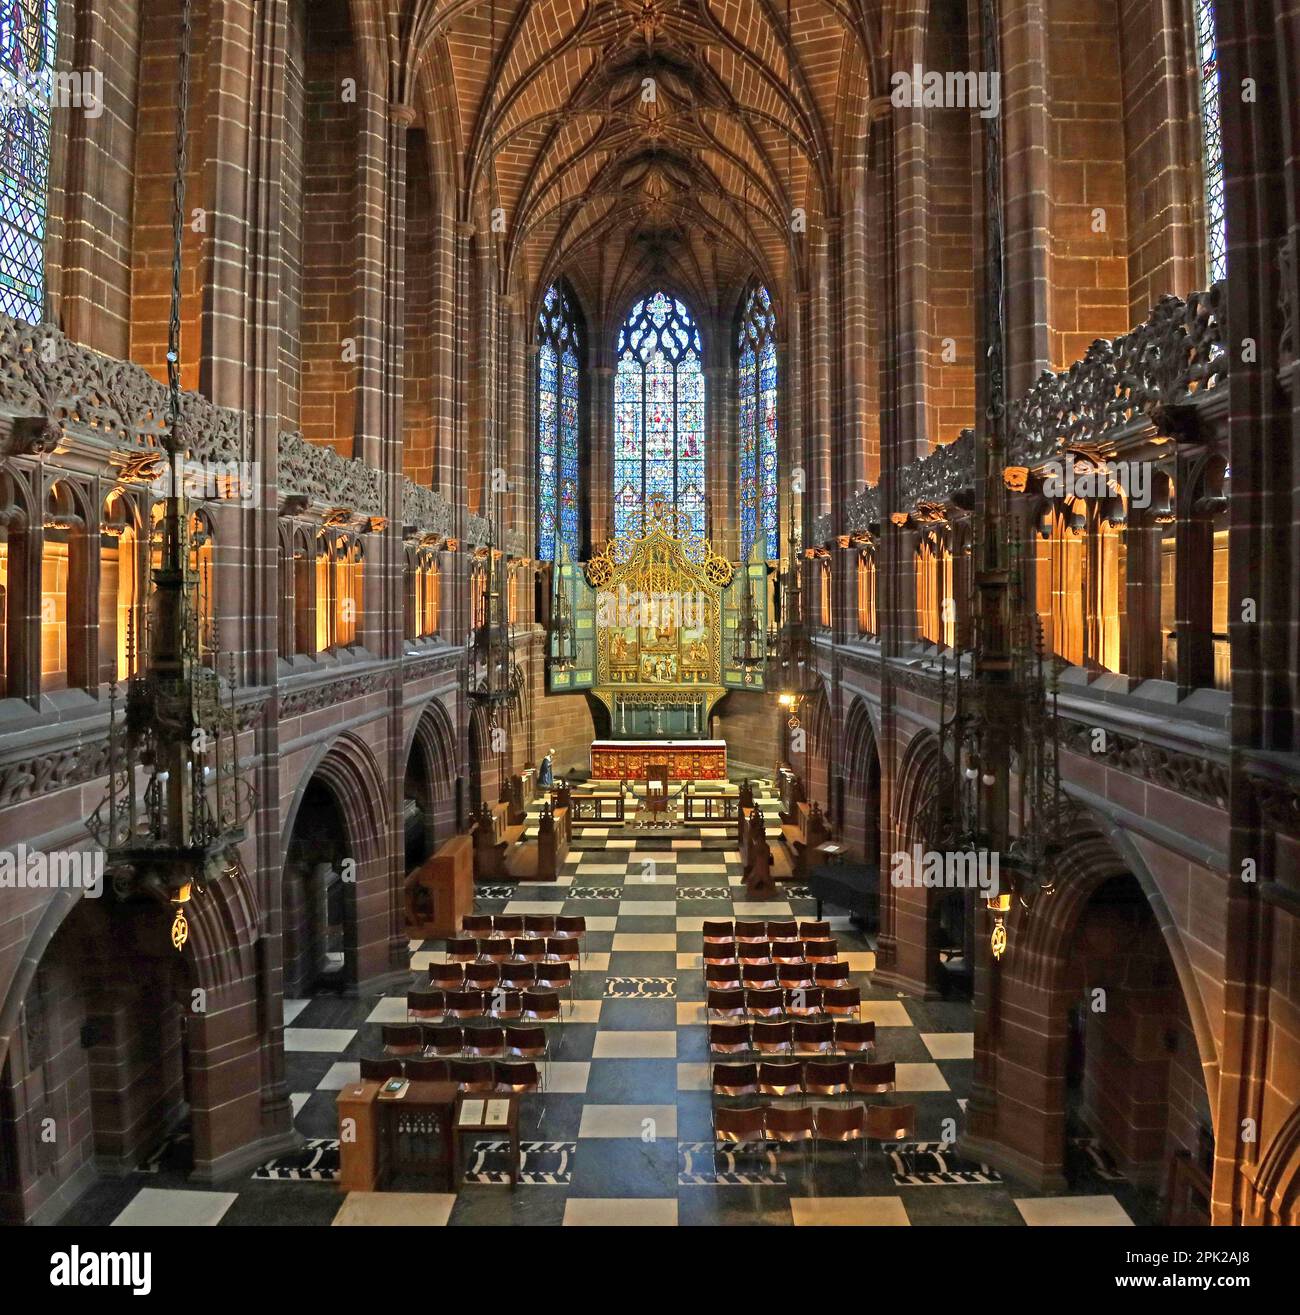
[451, 1093, 521, 1188]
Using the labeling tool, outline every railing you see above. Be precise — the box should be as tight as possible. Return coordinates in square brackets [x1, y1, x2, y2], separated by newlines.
[682, 793, 740, 823]
[568, 792, 626, 824]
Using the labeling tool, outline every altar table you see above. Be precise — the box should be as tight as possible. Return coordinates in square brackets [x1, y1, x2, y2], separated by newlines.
[590, 740, 727, 782]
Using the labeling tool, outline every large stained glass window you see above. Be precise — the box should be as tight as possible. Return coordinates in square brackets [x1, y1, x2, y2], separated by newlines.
[537, 283, 582, 562]
[0, 0, 58, 324]
[737, 284, 778, 560]
[1195, 0, 1225, 283]
[614, 291, 706, 542]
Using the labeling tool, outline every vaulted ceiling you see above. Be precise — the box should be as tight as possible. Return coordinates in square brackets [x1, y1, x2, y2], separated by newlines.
[404, 0, 886, 328]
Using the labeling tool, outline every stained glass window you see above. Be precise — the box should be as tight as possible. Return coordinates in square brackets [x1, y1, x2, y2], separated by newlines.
[0, 0, 57, 324]
[737, 284, 778, 559]
[614, 291, 707, 543]
[1195, 0, 1226, 283]
[537, 283, 582, 562]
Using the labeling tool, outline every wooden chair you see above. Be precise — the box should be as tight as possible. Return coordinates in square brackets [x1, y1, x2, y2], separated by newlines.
[866, 1103, 917, 1148]
[792, 1019, 836, 1054]
[713, 1063, 760, 1097]
[751, 1020, 794, 1055]
[360, 1057, 404, 1081]
[834, 1020, 876, 1054]
[709, 1022, 752, 1054]
[758, 1060, 804, 1096]
[382, 1023, 424, 1056]
[644, 764, 671, 824]
[814, 1104, 867, 1169]
[850, 1060, 896, 1094]
[804, 1059, 851, 1096]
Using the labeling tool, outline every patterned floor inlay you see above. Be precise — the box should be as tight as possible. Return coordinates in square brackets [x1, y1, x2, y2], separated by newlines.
[253, 1140, 341, 1182]
[675, 887, 733, 900]
[464, 1140, 576, 1185]
[886, 1142, 1002, 1186]
[679, 1141, 786, 1186]
[569, 887, 622, 900]
[604, 976, 677, 998]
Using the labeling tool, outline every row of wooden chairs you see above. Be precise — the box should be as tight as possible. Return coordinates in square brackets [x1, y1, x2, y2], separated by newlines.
[714, 1102, 917, 1166]
[429, 960, 572, 993]
[707, 986, 861, 1020]
[713, 1059, 896, 1098]
[445, 937, 580, 966]
[360, 1055, 540, 1094]
[399, 988, 565, 1025]
[705, 961, 850, 990]
[703, 941, 841, 965]
[704, 919, 833, 944]
[710, 1019, 875, 1055]
[462, 914, 585, 939]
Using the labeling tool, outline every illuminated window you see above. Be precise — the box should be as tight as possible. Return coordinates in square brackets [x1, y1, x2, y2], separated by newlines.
[857, 549, 877, 636]
[1195, 0, 1226, 282]
[537, 283, 581, 562]
[0, 0, 58, 323]
[614, 291, 706, 542]
[737, 284, 779, 560]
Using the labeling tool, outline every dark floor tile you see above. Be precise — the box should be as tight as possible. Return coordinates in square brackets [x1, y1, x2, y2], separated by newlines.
[567, 1138, 679, 1198]
[585, 1059, 679, 1103]
[598, 998, 678, 1029]
[898, 1184, 1028, 1226]
[219, 1181, 342, 1226]
[677, 1184, 793, 1226]
[449, 1185, 570, 1226]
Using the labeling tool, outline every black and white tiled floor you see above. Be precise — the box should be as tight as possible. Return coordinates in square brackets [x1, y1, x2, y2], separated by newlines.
[56, 782, 1151, 1227]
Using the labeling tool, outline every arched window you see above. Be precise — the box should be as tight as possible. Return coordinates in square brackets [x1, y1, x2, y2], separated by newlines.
[614, 291, 706, 542]
[1194, 0, 1225, 282]
[537, 283, 581, 562]
[0, 0, 58, 324]
[737, 285, 779, 560]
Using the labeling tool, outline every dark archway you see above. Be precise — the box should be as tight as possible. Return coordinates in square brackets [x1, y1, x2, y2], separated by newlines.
[282, 778, 357, 996]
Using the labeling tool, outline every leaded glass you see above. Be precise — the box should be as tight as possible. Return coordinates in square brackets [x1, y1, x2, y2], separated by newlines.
[1195, 0, 1226, 283]
[737, 285, 779, 559]
[536, 283, 582, 561]
[0, 0, 58, 324]
[613, 291, 708, 542]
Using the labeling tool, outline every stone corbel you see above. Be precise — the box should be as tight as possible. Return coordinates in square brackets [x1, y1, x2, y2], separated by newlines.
[1, 413, 62, 457]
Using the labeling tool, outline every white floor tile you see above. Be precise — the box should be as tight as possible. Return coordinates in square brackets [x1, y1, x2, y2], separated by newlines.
[611, 933, 677, 952]
[894, 1062, 950, 1092]
[317, 1062, 361, 1091]
[564, 1198, 678, 1226]
[859, 1001, 913, 1027]
[283, 999, 310, 1025]
[333, 1192, 457, 1226]
[1014, 1195, 1134, 1227]
[920, 1031, 974, 1060]
[112, 1188, 238, 1227]
[577, 1105, 677, 1139]
[543, 1062, 591, 1093]
[283, 1027, 356, 1053]
[790, 1197, 910, 1227]
[365, 997, 410, 1024]
[592, 1030, 677, 1058]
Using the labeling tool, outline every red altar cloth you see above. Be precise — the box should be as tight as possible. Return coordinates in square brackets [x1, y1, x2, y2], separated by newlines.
[590, 740, 727, 782]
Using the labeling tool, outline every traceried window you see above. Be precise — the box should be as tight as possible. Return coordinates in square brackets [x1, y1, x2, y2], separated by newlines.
[1195, 0, 1226, 282]
[737, 285, 778, 560]
[536, 283, 582, 562]
[614, 291, 706, 542]
[0, 0, 58, 323]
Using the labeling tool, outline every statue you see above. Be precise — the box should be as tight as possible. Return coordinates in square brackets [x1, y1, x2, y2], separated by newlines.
[538, 748, 555, 788]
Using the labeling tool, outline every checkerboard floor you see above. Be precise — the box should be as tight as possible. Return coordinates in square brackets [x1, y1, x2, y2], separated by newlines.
[56, 781, 1153, 1227]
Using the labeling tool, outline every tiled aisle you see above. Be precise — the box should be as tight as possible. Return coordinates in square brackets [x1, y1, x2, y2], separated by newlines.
[59, 785, 1145, 1227]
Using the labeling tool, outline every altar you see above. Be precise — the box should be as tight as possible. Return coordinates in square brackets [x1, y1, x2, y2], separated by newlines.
[590, 740, 727, 782]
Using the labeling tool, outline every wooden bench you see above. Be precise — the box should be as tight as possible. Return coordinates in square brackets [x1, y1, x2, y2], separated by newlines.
[504, 802, 572, 882]
[780, 801, 831, 878]
[471, 801, 525, 880]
